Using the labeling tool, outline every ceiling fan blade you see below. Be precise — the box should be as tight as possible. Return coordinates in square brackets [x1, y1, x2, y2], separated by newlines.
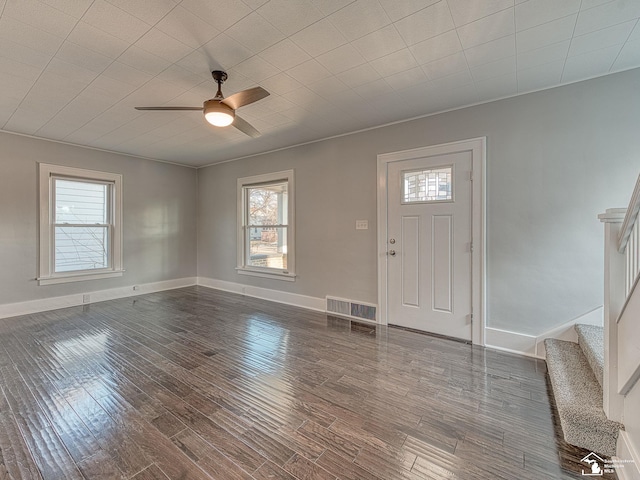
[135, 106, 203, 111]
[222, 87, 269, 110]
[233, 116, 261, 138]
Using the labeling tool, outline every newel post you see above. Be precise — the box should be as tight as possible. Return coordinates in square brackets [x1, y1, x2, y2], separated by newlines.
[599, 208, 627, 422]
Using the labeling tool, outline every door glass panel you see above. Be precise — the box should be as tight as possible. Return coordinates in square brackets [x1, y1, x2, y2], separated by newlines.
[402, 166, 452, 203]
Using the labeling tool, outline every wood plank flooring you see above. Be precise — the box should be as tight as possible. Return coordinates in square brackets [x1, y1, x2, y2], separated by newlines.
[0, 286, 616, 479]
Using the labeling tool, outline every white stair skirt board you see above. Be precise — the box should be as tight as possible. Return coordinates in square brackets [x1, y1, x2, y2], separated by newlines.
[484, 327, 537, 357]
[616, 431, 640, 480]
[0, 277, 197, 320]
[485, 305, 603, 358]
[197, 277, 326, 313]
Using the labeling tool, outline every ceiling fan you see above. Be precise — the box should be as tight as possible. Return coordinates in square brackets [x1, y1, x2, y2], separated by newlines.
[135, 70, 269, 138]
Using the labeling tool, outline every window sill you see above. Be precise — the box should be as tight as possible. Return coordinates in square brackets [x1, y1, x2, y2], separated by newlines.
[37, 270, 124, 286]
[236, 268, 296, 282]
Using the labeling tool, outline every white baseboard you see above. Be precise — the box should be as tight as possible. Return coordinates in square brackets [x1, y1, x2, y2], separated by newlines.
[485, 328, 538, 357]
[197, 277, 326, 312]
[0, 277, 197, 320]
[485, 306, 604, 358]
[1, 275, 346, 325]
[616, 431, 640, 480]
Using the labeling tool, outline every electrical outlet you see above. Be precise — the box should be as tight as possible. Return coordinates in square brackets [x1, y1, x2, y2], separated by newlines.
[355, 220, 368, 230]
[83, 294, 90, 304]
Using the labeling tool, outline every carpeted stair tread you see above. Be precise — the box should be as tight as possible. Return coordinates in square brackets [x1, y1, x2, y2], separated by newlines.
[575, 324, 604, 388]
[544, 338, 622, 456]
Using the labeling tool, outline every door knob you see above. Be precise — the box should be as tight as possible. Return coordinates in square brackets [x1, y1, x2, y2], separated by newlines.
[389, 250, 396, 256]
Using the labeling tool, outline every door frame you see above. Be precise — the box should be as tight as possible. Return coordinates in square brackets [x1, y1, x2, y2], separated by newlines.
[376, 137, 486, 345]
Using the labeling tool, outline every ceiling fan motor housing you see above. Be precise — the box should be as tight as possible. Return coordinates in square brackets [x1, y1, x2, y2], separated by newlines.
[203, 99, 235, 127]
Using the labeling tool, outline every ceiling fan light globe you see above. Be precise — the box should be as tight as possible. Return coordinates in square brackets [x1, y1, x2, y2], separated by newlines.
[203, 100, 235, 127]
[205, 111, 234, 126]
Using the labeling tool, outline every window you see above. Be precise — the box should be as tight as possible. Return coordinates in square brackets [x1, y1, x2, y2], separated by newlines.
[38, 164, 123, 285]
[402, 166, 453, 203]
[237, 170, 295, 281]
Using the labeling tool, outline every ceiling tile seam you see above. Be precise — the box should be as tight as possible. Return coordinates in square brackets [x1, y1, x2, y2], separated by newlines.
[180, 1, 253, 35]
[109, 0, 190, 52]
[84, 2, 154, 40]
[40, 0, 92, 20]
[103, 0, 172, 28]
[259, 0, 359, 40]
[29, 0, 179, 137]
[33, 60, 136, 138]
[560, 0, 585, 84]
[386, 21, 422, 89]
[1, 5, 94, 131]
[515, 38, 578, 70]
[459, 32, 516, 56]
[344, 5, 463, 91]
[142, 8, 296, 85]
[515, 12, 578, 42]
[154, 20, 219, 57]
[226, 12, 299, 55]
[325, 0, 393, 43]
[607, 17, 640, 73]
[451, 11, 475, 95]
[204, 0, 356, 53]
[115, 112, 216, 151]
[446, 1, 516, 29]
[572, 16, 640, 41]
[34, 57, 151, 138]
[381, 0, 451, 27]
[55, 51, 205, 144]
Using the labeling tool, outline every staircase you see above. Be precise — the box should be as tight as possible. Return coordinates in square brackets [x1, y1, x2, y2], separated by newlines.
[545, 324, 623, 456]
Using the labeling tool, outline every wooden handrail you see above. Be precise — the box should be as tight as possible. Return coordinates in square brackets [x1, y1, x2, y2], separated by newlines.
[618, 173, 640, 253]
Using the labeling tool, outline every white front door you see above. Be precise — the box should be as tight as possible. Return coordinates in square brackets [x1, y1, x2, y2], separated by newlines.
[385, 150, 473, 340]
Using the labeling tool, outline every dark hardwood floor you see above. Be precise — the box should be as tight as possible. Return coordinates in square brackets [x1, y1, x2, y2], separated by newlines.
[0, 286, 616, 479]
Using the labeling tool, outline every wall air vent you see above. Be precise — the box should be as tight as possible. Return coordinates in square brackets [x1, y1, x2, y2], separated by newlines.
[326, 296, 377, 323]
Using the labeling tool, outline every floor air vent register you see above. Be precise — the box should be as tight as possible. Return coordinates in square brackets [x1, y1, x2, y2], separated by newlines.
[326, 296, 377, 323]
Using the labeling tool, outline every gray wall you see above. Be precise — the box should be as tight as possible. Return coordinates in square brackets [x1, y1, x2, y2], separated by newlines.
[0, 132, 197, 304]
[198, 68, 640, 336]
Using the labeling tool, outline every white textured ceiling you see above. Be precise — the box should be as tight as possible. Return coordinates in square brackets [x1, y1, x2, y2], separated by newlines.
[1, 0, 639, 167]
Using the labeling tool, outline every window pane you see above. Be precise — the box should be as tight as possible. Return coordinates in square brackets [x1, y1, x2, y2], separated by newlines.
[55, 179, 108, 224]
[247, 226, 287, 269]
[403, 167, 452, 203]
[54, 226, 108, 272]
[247, 183, 287, 226]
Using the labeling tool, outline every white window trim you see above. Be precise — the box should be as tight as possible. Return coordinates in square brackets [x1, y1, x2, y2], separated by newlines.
[237, 170, 295, 281]
[38, 163, 124, 286]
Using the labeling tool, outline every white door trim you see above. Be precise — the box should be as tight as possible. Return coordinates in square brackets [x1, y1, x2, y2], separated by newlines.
[377, 137, 487, 345]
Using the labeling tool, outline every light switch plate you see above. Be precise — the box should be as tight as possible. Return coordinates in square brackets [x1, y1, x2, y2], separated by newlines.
[355, 220, 368, 230]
